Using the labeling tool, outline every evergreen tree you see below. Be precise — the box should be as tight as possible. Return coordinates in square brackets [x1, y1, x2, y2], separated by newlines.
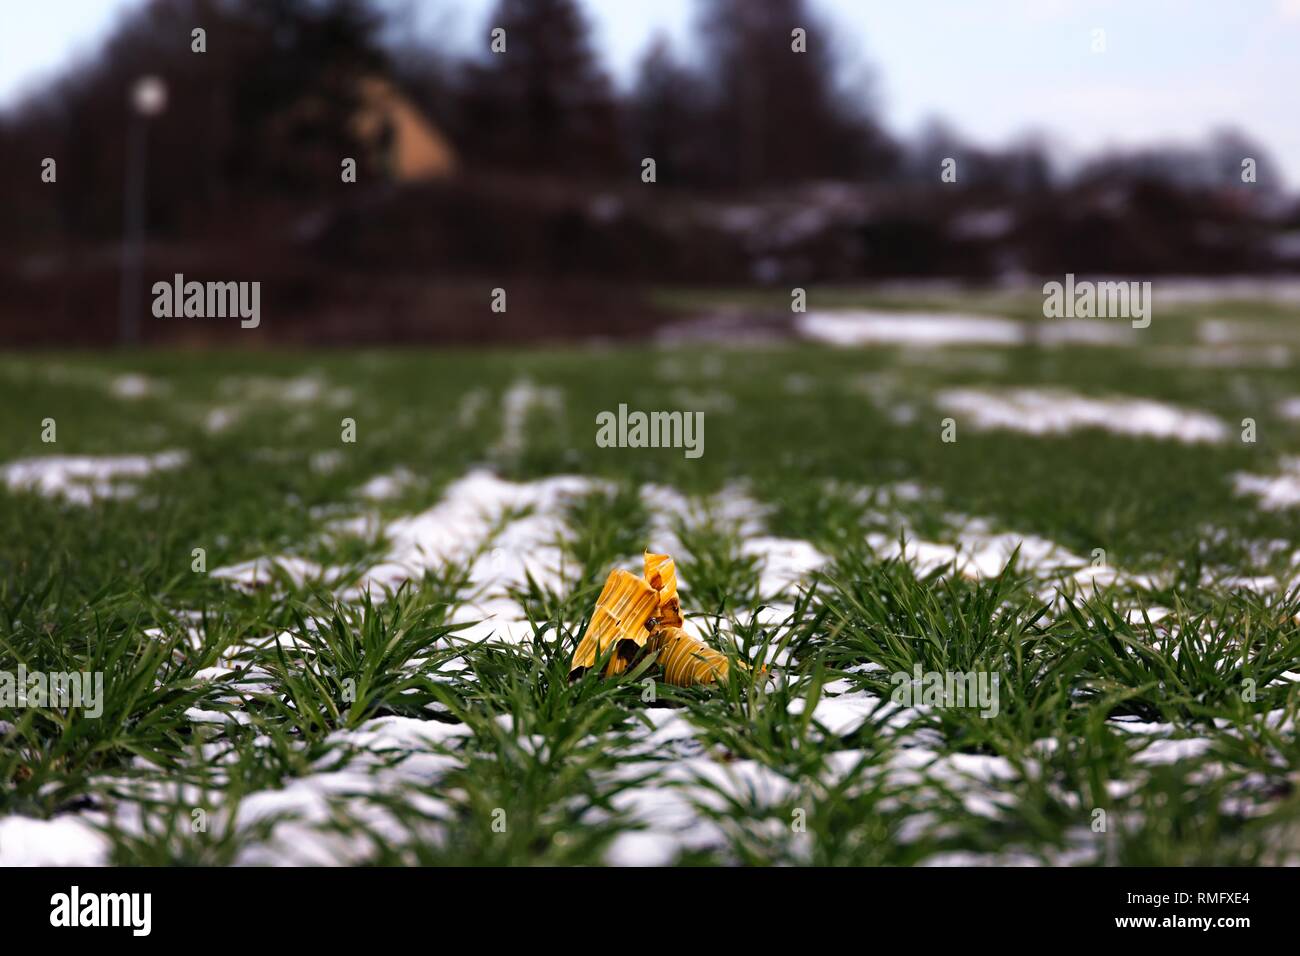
[459, 0, 623, 175]
[696, 0, 895, 186]
[630, 36, 703, 185]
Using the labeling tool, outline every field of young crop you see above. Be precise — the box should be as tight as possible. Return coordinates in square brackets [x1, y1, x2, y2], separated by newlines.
[2, 291, 1299, 866]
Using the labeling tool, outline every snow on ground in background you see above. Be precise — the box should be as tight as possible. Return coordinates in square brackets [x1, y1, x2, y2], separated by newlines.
[1145, 344, 1292, 368]
[211, 555, 328, 589]
[894, 351, 1009, 374]
[741, 537, 829, 596]
[1069, 563, 1165, 594]
[0, 451, 188, 505]
[820, 477, 932, 514]
[492, 379, 563, 462]
[676, 388, 737, 413]
[218, 373, 353, 407]
[212, 468, 597, 614]
[456, 388, 490, 429]
[784, 372, 814, 395]
[1035, 320, 1136, 346]
[1234, 457, 1300, 510]
[1159, 278, 1300, 305]
[310, 449, 344, 474]
[207, 468, 821, 662]
[1216, 573, 1282, 591]
[109, 373, 158, 399]
[204, 407, 240, 433]
[220, 468, 596, 642]
[1123, 606, 1173, 626]
[357, 467, 417, 500]
[639, 481, 768, 562]
[797, 310, 1023, 347]
[342, 469, 593, 601]
[1200, 319, 1247, 345]
[448, 509, 582, 643]
[210, 466, 1106, 619]
[1133, 737, 1215, 765]
[282, 378, 328, 402]
[937, 388, 1229, 443]
[789, 690, 889, 737]
[868, 525, 1087, 580]
[798, 311, 1139, 350]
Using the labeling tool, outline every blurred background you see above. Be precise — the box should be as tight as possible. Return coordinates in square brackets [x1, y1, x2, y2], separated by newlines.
[1, 0, 1299, 347]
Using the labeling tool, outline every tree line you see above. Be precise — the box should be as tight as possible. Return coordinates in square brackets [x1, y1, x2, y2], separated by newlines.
[0, 0, 1281, 251]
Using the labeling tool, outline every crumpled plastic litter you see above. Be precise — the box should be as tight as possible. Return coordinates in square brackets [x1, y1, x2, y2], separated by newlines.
[569, 551, 744, 687]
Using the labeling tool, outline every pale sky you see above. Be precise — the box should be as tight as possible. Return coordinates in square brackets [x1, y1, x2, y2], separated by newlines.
[3, 0, 1298, 187]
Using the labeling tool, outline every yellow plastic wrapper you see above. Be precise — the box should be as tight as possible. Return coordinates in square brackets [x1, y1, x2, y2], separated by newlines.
[647, 625, 731, 687]
[569, 569, 659, 679]
[570, 551, 748, 688]
[643, 550, 683, 629]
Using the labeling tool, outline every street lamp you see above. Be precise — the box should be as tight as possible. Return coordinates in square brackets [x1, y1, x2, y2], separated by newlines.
[118, 75, 168, 346]
[132, 75, 168, 116]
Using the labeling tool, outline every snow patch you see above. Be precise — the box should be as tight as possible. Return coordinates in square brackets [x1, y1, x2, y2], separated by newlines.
[109, 373, 157, 399]
[640, 481, 768, 560]
[357, 467, 417, 501]
[868, 527, 1086, 579]
[0, 814, 109, 866]
[741, 536, 829, 596]
[937, 388, 1228, 443]
[492, 379, 563, 461]
[0, 451, 188, 505]
[797, 310, 1023, 347]
[1035, 320, 1135, 346]
[1234, 457, 1300, 510]
[204, 407, 240, 433]
[211, 556, 327, 590]
[343, 469, 593, 600]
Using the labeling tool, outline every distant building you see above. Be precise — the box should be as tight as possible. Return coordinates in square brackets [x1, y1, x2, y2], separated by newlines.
[352, 76, 456, 182]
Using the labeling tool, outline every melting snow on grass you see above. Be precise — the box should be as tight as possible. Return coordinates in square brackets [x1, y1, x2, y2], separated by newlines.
[868, 525, 1087, 579]
[937, 388, 1229, 443]
[356, 466, 418, 501]
[797, 310, 1024, 347]
[15, 463, 1288, 867]
[1234, 457, 1300, 510]
[491, 378, 564, 462]
[797, 310, 1142, 350]
[108, 373, 158, 399]
[0, 451, 188, 505]
[213, 469, 597, 611]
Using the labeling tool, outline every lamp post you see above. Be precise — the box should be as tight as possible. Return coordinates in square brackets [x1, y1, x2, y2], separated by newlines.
[118, 75, 167, 347]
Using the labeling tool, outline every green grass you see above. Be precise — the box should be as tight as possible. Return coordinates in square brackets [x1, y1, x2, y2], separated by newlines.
[2, 295, 1299, 865]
